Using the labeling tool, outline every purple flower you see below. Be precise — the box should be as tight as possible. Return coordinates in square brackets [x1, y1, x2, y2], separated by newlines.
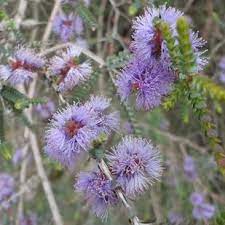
[0, 173, 15, 209]
[75, 168, 119, 219]
[107, 136, 162, 197]
[190, 192, 215, 220]
[192, 203, 215, 220]
[12, 149, 23, 166]
[19, 213, 37, 225]
[131, 5, 207, 71]
[131, 5, 182, 62]
[219, 56, 225, 84]
[53, 12, 83, 42]
[35, 99, 56, 120]
[45, 103, 99, 168]
[0, 47, 45, 85]
[116, 58, 175, 110]
[183, 155, 198, 182]
[190, 192, 205, 206]
[168, 211, 184, 224]
[84, 96, 120, 135]
[45, 96, 118, 168]
[49, 46, 92, 93]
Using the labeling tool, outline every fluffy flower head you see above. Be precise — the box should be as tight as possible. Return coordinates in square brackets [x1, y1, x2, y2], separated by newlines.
[190, 192, 215, 221]
[19, 213, 37, 225]
[49, 46, 92, 93]
[75, 168, 118, 219]
[131, 5, 207, 71]
[183, 155, 198, 182]
[53, 12, 83, 42]
[107, 136, 162, 197]
[116, 58, 175, 110]
[45, 96, 118, 168]
[0, 173, 15, 209]
[84, 96, 120, 134]
[0, 47, 44, 85]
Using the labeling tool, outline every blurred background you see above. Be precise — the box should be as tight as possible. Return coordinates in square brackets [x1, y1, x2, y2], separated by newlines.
[0, 0, 225, 224]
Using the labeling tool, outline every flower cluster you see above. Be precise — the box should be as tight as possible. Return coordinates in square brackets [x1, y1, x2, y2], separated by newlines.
[48, 46, 92, 93]
[0, 47, 45, 86]
[107, 136, 162, 197]
[45, 96, 119, 168]
[35, 99, 56, 120]
[116, 58, 175, 110]
[53, 12, 83, 42]
[168, 211, 184, 225]
[183, 155, 198, 182]
[75, 136, 162, 218]
[76, 168, 119, 219]
[0, 173, 15, 209]
[116, 5, 207, 110]
[190, 192, 215, 221]
[19, 213, 37, 225]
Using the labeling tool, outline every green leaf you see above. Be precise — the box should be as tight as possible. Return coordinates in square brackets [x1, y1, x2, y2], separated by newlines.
[75, 3, 97, 30]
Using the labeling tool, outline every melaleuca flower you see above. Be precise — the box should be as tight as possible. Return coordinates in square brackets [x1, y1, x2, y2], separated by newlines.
[45, 103, 99, 168]
[183, 155, 198, 182]
[0, 47, 45, 85]
[19, 213, 37, 225]
[53, 12, 83, 42]
[219, 56, 225, 84]
[75, 168, 119, 219]
[107, 136, 162, 197]
[131, 5, 207, 71]
[48, 46, 92, 93]
[84, 96, 120, 135]
[190, 192, 215, 221]
[131, 5, 182, 62]
[12, 149, 23, 166]
[190, 192, 205, 206]
[0, 173, 15, 209]
[168, 211, 184, 225]
[116, 58, 175, 110]
[192, 203, 215, 220]
[35, 99, 56, 120]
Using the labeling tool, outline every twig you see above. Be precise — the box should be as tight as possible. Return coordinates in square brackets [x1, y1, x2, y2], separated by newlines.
[40, 42, 105, 67]
[14, 0, 28, 28]
[29, 131, 64, 225]
[16, 144, 29, 225]
[150, 127, 207, 154]
[41, 0, 61, 46]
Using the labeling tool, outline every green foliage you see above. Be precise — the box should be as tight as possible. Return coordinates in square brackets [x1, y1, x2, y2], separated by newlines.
[155, 20, 179, 69]
[75, 2, 97, 30]
[192, 76, 225, 103]
[157, 16, 224, 173]
[176, 17, 196, 76]
[213, 211, 225, 225]
[0, 104, 4, 142]
[123, 104, 141, 136]
[72, 71, 100, 101]
[0, 85, 46, 111]
[106, 51, 132, 70]
[0, 141, 12, 160]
